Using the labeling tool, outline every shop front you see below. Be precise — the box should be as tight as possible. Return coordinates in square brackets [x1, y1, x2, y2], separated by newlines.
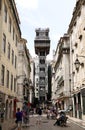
[73, 92, 82, 119]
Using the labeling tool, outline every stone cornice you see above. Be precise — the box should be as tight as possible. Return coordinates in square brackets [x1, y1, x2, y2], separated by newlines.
[54, 40, 63, 71]
[19, 38, 27, 44]
[20, 38, 30, 63]
[9, 0, 20, 24]
[54, 34, 70, 71]
[7, 0, 21, 36]
[68, 0, 85, 34]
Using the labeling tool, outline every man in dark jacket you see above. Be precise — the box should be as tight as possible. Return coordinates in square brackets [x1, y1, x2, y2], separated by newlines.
[16, 108, 22, 130]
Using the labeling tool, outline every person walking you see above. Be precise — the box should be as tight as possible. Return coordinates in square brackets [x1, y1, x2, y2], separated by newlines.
[16, 108, 23, 130]
[22, 102, 29, 126]
[36, 107, 42, 124]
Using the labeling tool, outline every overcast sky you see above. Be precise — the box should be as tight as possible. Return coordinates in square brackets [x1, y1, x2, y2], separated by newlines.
[15, 0, 76, 60]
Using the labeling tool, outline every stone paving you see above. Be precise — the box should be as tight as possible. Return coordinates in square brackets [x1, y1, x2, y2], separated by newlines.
[1, 118, 17, 130]
[14, 115, 84, 130]
[14, 114, 85, 130]
[68, 115, 85, 129]
[1, 114, 85, 130]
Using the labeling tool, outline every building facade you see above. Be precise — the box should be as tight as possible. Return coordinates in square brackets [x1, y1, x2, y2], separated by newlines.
[68, 0, 85, 120]
[29, 57, 35, 105]
[52, 34, 71, 111]
[52, 0, 85, 120]
[17, 38, 31, 109]
[0, 0, 21, 120]
[33, 56, 39, 100]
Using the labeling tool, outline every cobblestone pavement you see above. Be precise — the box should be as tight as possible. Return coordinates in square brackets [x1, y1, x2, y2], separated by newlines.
[14, 114, 84, 130]
[1, 118, 17, 130]
[2, 114, 85, 130]
[68, 115, 85, 129]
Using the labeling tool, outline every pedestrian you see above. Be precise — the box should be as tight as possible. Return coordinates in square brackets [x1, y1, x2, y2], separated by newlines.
[22, 102, 29, 126]
[15, 108, 23, 130]
[47, 109, 50, 119]
[36, 107, 42, 124]
[53, 112, 61, 126]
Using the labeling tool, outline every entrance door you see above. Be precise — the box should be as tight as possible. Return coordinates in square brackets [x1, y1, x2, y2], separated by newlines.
[74, 96, 77, 118]
[78, 93, 82, 119]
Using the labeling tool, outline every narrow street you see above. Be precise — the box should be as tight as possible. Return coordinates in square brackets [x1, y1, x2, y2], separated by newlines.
[15, 115, 84, 130]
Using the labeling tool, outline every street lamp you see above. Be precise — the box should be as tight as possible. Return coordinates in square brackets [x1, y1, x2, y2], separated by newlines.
[74, 54, 85, 70]
[74, 58, 80, 70]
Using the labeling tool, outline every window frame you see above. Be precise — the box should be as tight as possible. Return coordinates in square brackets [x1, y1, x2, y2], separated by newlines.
[9, 16, 11, 33]
[6, 70, 9, 88]
[4, 4, 7, 23]
[2, 33, 6, 53]
[1, 65, 5, 86]
[8, 42, 10, 59]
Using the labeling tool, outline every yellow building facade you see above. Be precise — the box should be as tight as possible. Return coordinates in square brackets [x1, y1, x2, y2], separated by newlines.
[0, 0, 21, 120]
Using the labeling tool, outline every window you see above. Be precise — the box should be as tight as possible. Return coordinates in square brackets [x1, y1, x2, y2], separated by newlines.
[40, 77, 45, 83]
[15, 55, 17, 68]
[79, 35, 82, 41]
[14, 78, 16, 92]
[40, 59, 45, 64]
[46, 32, 48, 36]
[40, 51, 45, 56]
[13, 27, 15, 40]
[12, 50, 14, 64]
[11, 74, 13, 90]
[40, 86, 45, 88]
[2, 33, 6, 53]
[36, 78, 38, 81]
[9, 17, 11, 33]
[16, 35, 17, 46]
[7, 70, 9, 88]
[37, 93, 38, 96]
[1, 65, 5, 86]
[36, 83, 38, 87]
[8, 42, 10, 59]
[40, 68, 45, 72]
[4, 4, 7, 23]
[74, 42, 78, 48]
[36, 32, 39, 36]
[36, 88, 38, 91]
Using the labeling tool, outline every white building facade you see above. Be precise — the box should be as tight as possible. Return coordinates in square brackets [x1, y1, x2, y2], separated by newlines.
[0, 0, 21, 120]
[17, 38, 31, 109]
[52, 34, 71, 111]
[33, 56, 39, 99]
[68, 0, 85, 120]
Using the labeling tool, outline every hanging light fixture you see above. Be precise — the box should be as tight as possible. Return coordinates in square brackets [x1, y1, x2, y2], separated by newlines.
[74, 58, 80, 70]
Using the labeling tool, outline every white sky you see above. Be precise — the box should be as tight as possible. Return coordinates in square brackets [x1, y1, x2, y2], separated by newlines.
[15, 0, 76, 60]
